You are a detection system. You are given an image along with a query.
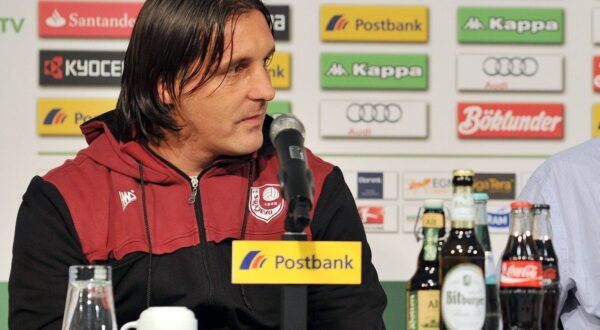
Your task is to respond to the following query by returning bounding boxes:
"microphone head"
[269,114,305,145]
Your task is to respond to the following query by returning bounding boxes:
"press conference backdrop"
[1,0,599,328]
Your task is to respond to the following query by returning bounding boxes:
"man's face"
[172,10,275,158]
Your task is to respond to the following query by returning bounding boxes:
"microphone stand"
[281,197,311,330]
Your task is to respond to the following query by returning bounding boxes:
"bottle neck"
[474,201,487,225]
[421,227,440,262]
[451,185,474,227]
[532,210,552,240]
[509,208,532,236]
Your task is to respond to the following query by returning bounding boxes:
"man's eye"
[264,55,273,67]
[228,63,245,75]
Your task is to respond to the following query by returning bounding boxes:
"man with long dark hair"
[9,0,387,328]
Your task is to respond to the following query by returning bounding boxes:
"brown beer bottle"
[406,199,446,330]
[440,169,486,330]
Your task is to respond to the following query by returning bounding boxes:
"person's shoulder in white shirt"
[518,137,600,329]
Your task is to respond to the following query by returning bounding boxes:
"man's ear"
[158,80,174,105]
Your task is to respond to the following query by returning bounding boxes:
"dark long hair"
[116,0,271,144]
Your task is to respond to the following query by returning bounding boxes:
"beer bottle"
[473,193,500,330]
[406,199,446,330]
[499,202,543,330]
[532,204,560,330]
[441,169,486,330]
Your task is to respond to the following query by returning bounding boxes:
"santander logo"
[39,2,143,38]
[457,103,563,139]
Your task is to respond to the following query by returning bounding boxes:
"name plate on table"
[232,241,362,284]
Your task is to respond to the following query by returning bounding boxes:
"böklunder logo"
[39,1,143,38]
[457,103,563,139]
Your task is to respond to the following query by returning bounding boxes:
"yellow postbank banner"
[38,99,115,136]
[594,104,600,138]
[320,5,428,42]
[232,241,362,284]
[268,52,291,89]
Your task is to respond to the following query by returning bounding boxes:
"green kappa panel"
[267,101,292,115]
[0,280,406,330]
[458,7,564,44]
[321,53,428,90]
[0,282,7,330]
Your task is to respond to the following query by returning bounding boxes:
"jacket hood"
[78,110,275,184]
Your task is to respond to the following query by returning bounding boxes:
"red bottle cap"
[510,201,533,209]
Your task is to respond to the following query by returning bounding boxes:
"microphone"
[269,115,315,233]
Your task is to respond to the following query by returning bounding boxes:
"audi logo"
[346,103,403,123]
[482,57,538,77]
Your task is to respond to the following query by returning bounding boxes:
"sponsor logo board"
[594,57,600,92]
[345,171,398,200]
[320,5,428,42]
[403,172,452,200]
[593,104,600,138]
[40,50,125,86]
[358,204,399,233]
[473,173,516,200]
[458,7,564,44]
[38,99,115,136]
[267,5,290,41]
[457,103,564,139]
[232,241,361,284]
[39,1,142,38]
[456,54,563,92]
[319,100,428,138]
[268,52,291,89]
[593,8,600,44]
[267,101,291,115]
[321,53,428,90]
[0,17,25,33]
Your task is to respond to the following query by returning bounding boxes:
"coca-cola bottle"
[406,199,446,330]
[499,202,543,330]
[441,169,486,330]
[532,204,560,330]
[473,193,500,330]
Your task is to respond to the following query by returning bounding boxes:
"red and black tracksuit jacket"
[9,112,387,329]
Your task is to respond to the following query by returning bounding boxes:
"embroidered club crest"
[249,184,285,223]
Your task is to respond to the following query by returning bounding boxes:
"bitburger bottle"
[406,199,446,330]
[499,202,543,330]
[440,169,486,330]
[532,204,560,330]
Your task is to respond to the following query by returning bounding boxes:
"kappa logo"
[249,184,285,223]
[119,190,137,210]
[45,9,66,27]
[326,63,348,76]
[326,15,349,31]
[240,250,268,270]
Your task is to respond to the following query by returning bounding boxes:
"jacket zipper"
[191,173,214,305]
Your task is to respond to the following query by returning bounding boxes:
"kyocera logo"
[40,51,125,86]
[240,250,267,270]
[43,108,67,125]
[326,15,349,31]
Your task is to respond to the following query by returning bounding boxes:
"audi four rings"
[482,57,539,77]
[346,103,403,123]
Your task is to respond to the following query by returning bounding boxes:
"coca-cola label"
[441,264,486,330]
[457,103,564,139]
[542,266,559,281]
[500,260,543,288]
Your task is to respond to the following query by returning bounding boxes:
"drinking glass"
[62,265,118,330]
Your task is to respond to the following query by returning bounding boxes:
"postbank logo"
[593,104,600,138]
[267,52,291,89]
[458,7,564,44]
[232,241,361,284]
[321,5,428,42]
[403,172,452,200]
[458,103,564,139]
[239,250,268,270]
[321,53,428,90]
[473,173,516,200]
[39,1,143,38]
[38,99,115,136]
